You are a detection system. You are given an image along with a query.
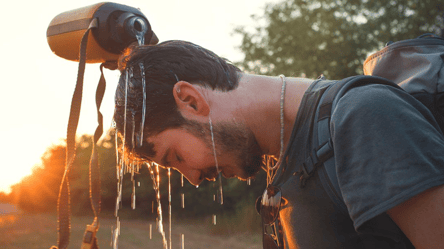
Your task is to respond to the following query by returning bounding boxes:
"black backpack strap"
[303,75,401,214]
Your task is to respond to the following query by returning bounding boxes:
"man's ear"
[173,81,210,117]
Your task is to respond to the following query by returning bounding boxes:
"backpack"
[300,34,444,214]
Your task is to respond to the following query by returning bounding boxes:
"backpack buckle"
[299,140,334,188]
[299,150,320,187]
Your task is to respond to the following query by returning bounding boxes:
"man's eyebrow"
[161,147,171,166]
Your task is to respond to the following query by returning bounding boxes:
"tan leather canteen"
[47,2,158,63]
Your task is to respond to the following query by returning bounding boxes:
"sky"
[0,0,282,193]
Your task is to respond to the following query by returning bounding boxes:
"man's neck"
[230,73,314,158]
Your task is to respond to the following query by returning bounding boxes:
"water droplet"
[181,174,184,187]
[110,226,114,247]
[181,234,185,249]
[117,217,121,235]
[131,192,136,210]
[181,193,185,209]
[217,173,224,205]
[131,180,136,209]
[112,226,119,249]
[212,214,217,225]
[150,223,152,240]
[247,178,251,185]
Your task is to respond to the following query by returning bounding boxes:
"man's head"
[114,40,263,185]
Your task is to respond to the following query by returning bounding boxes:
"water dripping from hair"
[112,68,131,249]
[138,63,146,148]
[131,114,137,210]
[136,32,145,47]
[146,162,168,249]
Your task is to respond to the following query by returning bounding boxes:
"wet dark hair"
[113,40,242,160]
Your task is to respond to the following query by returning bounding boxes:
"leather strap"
[51,18,99,249]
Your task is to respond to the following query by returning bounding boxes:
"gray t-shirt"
[331,84,444,229]
[274,82,444,249]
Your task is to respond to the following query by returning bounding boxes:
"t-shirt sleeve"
[330,84,444,230]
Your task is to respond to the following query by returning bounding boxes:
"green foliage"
[235,0,444,79]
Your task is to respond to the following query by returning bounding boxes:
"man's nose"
[187,172,204,186]
[177,168,203,187]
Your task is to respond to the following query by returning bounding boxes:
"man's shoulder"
[339,83,407,108]
[331,83,423,122]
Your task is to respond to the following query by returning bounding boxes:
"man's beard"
[184,119,263,180]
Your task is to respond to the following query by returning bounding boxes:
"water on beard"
[209,118,224,205]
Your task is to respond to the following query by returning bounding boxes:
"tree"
[235,0,444,79]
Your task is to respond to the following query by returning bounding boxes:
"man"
[113,40,444,248]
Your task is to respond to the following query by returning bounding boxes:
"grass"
[0,210,261,249]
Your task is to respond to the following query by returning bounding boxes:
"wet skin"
[147,128,252,186]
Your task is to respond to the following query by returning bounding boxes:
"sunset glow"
[0,126,63,194]
[0,0,279,194]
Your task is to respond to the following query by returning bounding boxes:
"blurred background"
[0,0,443,248]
